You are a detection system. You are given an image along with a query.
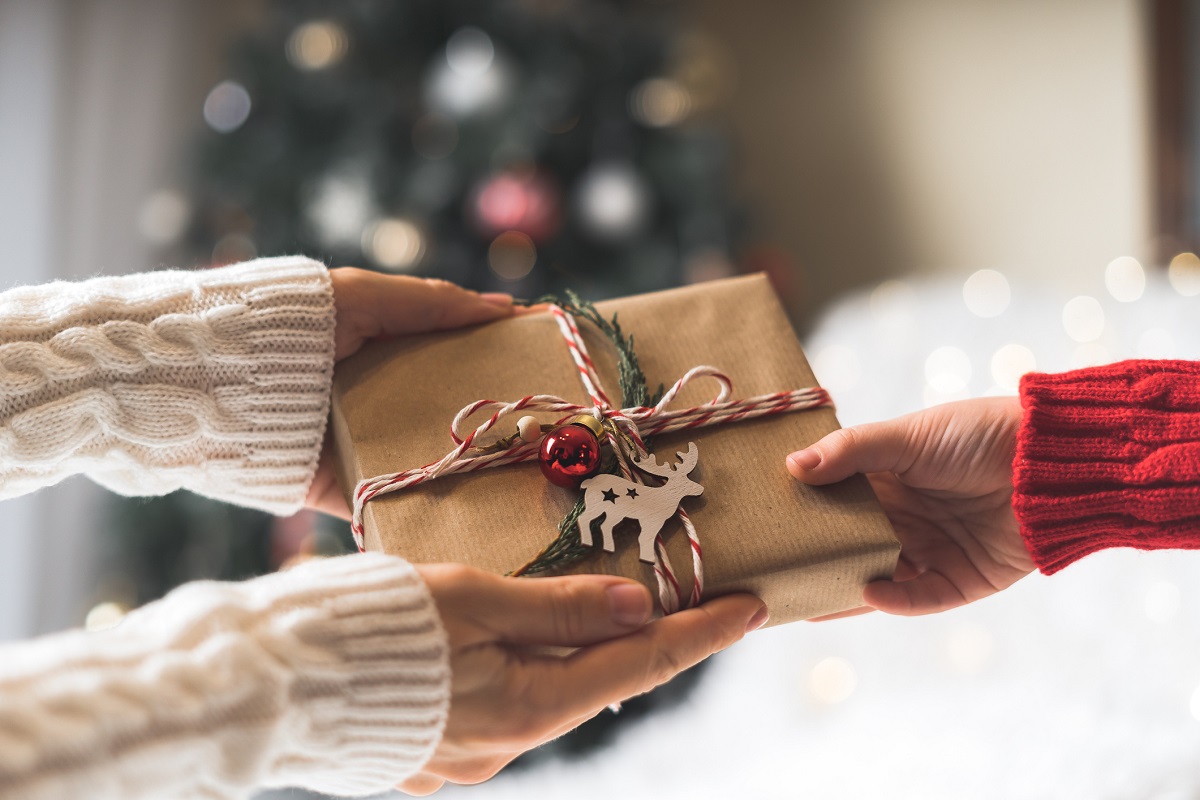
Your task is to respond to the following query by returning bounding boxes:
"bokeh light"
[962,269,1010,318]
[808,657,857,705]
[1061,296,1105,342]
[1189,685,1200,722]
[575,164,650,241]
[286,20,348,71]
[137,190,191,245]
[925,345,972,393]
[1169,252,1200,296]
[446,27,494,76]
[362,218,425,271]
[203,80,252,133]
[1104,256,1145,302]
[426,28,510,116]
[305,169,373,248]
[211,233,257,266]
[85,601,128,632]
[990,343,1036,391]
[472,170,560,240]
[628,78,692,128]
[488,230,537,281]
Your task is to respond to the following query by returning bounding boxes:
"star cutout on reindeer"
[578,442,704,564]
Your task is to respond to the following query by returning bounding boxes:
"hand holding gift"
[397,565,764,795]
[305,268,516,517]
[788,397,1033,617]
[790,360,1200,618]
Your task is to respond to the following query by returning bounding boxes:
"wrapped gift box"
[330,274,898,625]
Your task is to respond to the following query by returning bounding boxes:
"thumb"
[542,593,767,720]
[422,566,655,647]
[786,418,919,485]
[331,269,513,359]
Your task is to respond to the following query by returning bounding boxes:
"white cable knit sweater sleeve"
[0,258,453,796]
[0,552,451,799]
[0,255,336,514]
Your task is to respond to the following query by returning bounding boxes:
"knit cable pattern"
[0,553,451,799]
[0,256,336,514]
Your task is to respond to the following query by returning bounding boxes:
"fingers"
[786,418,919,485]
[539,593,766,719]
[863,573,970,616]
[805,558,920,620]
[330,268,513,359]
[368,274,512,335]
[421,592,762,778]
[413,752,532,792]
[422,565,654,647]
[806,606,876,623]
[863,542,1024,616]
[396,772,445,796]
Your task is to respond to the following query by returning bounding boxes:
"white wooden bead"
[517,415,542,443]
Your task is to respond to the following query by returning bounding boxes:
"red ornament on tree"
[470,169,561,242]
[538,414,604,488]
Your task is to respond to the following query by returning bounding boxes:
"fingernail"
[481,292,513,307]
[787,448,821,471]
[607,583,652,626]
[746,605,769,632]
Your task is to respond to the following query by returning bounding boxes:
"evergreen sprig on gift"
[510,293,664,577]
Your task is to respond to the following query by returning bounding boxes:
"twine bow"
[351,304,832,613]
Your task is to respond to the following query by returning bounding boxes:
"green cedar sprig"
[508,294,661,577]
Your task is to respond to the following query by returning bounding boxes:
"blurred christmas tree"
[192,0,742,297]
[106,0,744,768]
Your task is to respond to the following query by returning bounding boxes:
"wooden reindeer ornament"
[577,442,703,563]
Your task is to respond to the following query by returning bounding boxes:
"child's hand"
[399,566,767,795]
[787,397,1035,616]
[306,269,515,518]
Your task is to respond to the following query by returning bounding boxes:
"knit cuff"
[0,553,449,799]
[257,553,450,795]
[0,255,336,514]
[1013,359,1200,574]
[178,256,336,514]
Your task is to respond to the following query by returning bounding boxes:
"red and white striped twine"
[351,304,832,613]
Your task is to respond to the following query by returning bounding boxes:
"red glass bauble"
[538,424,602,488]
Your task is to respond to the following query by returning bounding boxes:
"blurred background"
[2,0,1200,797]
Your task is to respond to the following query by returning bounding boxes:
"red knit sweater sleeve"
[1013,359,1200,574]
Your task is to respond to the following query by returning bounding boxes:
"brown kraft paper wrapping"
[330,273,899,626]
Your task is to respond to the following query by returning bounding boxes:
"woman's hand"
[787,397,1035,616]
[306,268,515,517]
[399,566,768,795]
